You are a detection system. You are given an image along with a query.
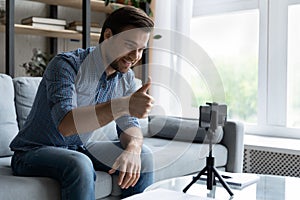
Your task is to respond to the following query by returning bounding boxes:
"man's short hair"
[99,6,154,43]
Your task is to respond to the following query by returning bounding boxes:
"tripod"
[182,109,234,196]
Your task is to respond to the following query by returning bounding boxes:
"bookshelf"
[1,0,125,40]
[3,0,125,77]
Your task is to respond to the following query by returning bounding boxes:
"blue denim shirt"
[10,47,140,151]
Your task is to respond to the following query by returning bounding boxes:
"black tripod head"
[199,102,227,133]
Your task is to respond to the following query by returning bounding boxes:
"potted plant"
[20,48,52,77]
[0,1,5,24]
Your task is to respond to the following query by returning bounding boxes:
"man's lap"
[11,146,95,180]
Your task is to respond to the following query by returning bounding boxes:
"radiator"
[243,148,300,177]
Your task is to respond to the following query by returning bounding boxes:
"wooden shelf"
[0,24,100,41]
[30,0,124,13]
[4,0,129,76]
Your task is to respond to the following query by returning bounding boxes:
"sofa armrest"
[221,121,244,173]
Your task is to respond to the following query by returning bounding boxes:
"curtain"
[149,0,195,117]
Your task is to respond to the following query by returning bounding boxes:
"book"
[21,16,67,26]
[25,22,65,30]
[68,25,102,33]
[123,188,215,200]
[197,171,260,189]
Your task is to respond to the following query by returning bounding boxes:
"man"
[10,6,155,200]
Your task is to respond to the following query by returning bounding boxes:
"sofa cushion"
[143,137,227,182]
[148,116,223,143]
[88,121,119,142]
[0,157,112,200]
[0,74,19,157]
[13,77,42,130]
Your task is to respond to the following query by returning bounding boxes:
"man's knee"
[63,152,96,182]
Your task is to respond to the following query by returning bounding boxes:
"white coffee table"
[145,174,300,199]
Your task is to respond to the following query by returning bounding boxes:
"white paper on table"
[198,172,260,189]
[123,188,216,200]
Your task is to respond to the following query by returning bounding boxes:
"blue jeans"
[11,143,154,200]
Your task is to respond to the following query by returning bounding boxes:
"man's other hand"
[108,147,141,189]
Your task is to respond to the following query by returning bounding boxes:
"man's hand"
[129,77,154,118]
[108,146,141,189]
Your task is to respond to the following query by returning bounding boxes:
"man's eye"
[125,43,135,50]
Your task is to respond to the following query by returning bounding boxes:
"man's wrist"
[126,142,142,154]
[111,96,130,119]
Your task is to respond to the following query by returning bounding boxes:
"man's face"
[104,28,150,74]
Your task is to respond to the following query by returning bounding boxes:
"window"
[189,0,300,138]
[190,9,259,123]
[287,4,300,128]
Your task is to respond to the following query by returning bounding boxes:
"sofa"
[0,73,244,200]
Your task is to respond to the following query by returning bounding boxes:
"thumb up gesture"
[129,77,154,118]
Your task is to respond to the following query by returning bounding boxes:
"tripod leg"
[212,167,234,196]
[206,154,215,190]
[183,166,208,193]
[207,165,216,190]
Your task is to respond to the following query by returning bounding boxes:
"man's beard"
[109,57,138,73]
[110,60,120,72]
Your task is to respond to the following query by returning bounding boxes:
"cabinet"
[2,0,125,77]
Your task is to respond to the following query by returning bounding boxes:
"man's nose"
[129,49,140,60]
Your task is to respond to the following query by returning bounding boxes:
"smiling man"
[10,6,155,200]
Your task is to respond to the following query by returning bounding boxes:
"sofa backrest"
[148,115,224,143]
[13,77,42,130]
[0,74,19,157]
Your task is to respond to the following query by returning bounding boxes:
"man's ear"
[103,28,113,40]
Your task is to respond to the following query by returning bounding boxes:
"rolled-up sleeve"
[116,115,141,137]
[44,54,78,128]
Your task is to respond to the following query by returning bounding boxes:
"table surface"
[145,173,300,200]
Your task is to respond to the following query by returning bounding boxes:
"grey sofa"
[0,73,244,200]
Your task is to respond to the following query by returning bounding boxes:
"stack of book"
[68,21,102,33]
[21,16,67,30]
